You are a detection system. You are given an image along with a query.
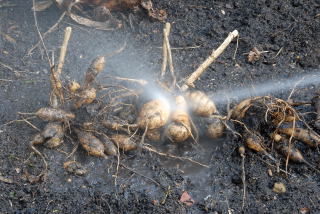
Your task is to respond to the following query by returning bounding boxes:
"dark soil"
[1,0,320,213]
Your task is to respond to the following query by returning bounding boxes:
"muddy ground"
[0,0,320,213]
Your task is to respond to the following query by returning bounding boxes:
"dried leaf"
[180,191,194,206]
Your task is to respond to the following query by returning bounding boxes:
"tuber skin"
[206,117,225,139]
[110,134,137,151]
[36,107,75,122]
[230,98,253,120]
[273,134,320,171]
[245,132,265,153]
[278,128,320,148]
[146,129,161,142]
[74,87,97,109]
[100,135,118,156]
[44,137,63,149]
[74,129,107,158]
[184,90,217,117]
[84,56,106,88]
[244,131,275,161]
[137,99,170,130]
[166,123,190,143]
[166,96,191,143]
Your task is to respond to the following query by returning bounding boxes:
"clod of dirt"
[273,182,286,194]
[30,133,45,145]
[42,122,64,139]
[63,161,87,176]
[247,47,261,63]
[69,80,81,93]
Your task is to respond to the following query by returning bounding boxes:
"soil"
[1,0,320,213]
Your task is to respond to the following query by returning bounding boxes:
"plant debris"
[33,0,167,30]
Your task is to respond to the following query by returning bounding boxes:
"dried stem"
[50,27,72,107]
[161,23,171,77]
[181,30,239,91]
[56,27,72,75]
[163,23,176,89]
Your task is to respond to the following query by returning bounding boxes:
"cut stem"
[181,30,239,91]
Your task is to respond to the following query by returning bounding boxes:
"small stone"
[273,182,286,194]
[300,207,310,214]
[15,168,21,174]
[267,169,273,177]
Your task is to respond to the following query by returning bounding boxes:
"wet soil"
[0,0,320,213]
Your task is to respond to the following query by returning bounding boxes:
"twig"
[30,144,48,180]
[21,117,41,132]
[26,12,66,56]
[142,144,209,168]
[161,23,171,77]
[232,34,239,61]
[287,76,305,101]
[271,47,283,59]
[32,0,52,67]
[181,30,239,91]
